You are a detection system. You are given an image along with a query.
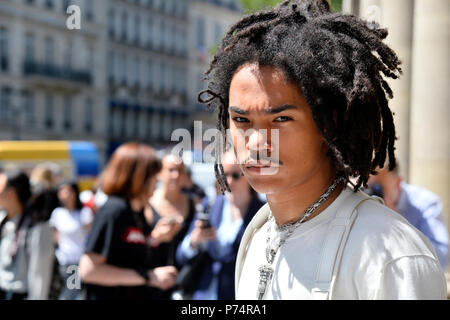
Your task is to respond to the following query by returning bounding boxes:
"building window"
[166,65,173,92]
[176,69,181,95]
[160,21,166,51]
[63,0,71,12]
[45,0,54,10]
[134,15,141,45]
[113,107,121,137]
[139,110,147,139]
[44,37,55,67]
[153,62,160,91]
[64,42,73,70]
[147,60,153,89]
[44,93,54,129]
[164,23,171,52]
[63,96,72,130]
[196,17,205,50]
[154,20,162,49]
[108,9,115,38]
[0,87,11,122]
[108,106,114,136]
[86,47,94,71]
[120,54,127,86]
[134,56,140,87]
[146,110,152,139]
[84,98,93,133]
[121,12,128,42]
[160,62,165,91]
[24,33,35,65]
[134,109,140,137]
[0,28,9,72]
[126,110,134,137]
[147,18,153,48]
[85,0,94,21]
[108,52,115,84]
[22,90,35,127]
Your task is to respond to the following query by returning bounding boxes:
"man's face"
[228,64,329,195]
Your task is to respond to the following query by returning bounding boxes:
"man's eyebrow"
[229,106,248,115]
[229,104,297,115]
[265,104,297,114]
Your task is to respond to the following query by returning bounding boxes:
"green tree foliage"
[239,0,282,13]
[329,0,342,12]
[239,0,343,13]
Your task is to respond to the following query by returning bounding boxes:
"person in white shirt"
[50,181,93,300]
[197,0,447,299]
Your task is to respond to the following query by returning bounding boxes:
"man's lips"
[244,161,280,168]
[245,165,276,169]
[243,163,281,175]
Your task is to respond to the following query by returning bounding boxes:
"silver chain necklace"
[257,176,345,300]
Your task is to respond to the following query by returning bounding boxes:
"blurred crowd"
[0,142,448,300]
[0,142,265,300]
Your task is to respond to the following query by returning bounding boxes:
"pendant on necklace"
[257,264,274,300]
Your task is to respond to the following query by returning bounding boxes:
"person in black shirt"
[79,143,178,300]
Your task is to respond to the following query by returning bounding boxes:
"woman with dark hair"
[79,143,178,300]
[0,170,55,300]
[49,180,94,300]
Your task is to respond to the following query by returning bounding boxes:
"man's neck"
[266,167,343,227]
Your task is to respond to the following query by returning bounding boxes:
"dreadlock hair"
[198,0,401,193]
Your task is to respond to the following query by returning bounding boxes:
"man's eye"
[232,117,250,123]
[274,116,292,122]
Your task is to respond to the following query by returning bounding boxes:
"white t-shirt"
[236,187,447,300]
[49,206,94,266]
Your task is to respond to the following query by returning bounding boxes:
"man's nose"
[247,129,271,153]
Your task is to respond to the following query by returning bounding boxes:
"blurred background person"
[29,163,63,299]
[143,186,183,299]
[175,151,265,300]
[0,169,54,300]
[49,180,94,300]
[149,154,196,298]
[29,163,60,222]
[79,143,178,300]
[181,166,208,206]
[150,155,196,267]
[367,164,449,270]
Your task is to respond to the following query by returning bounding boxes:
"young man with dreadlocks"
[198,0,446,300]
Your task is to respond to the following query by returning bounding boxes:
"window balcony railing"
[23,61,92,85]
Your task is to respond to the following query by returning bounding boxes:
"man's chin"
[244,174,282,195]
